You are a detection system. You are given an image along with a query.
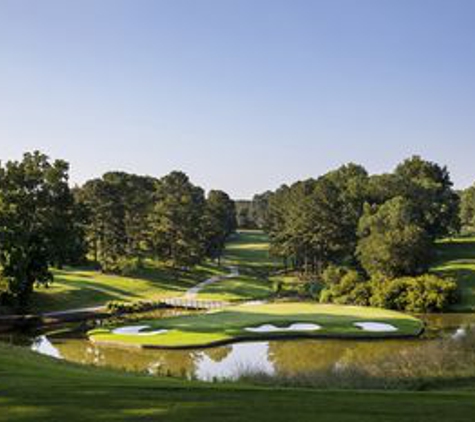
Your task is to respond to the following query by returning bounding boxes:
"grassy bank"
[432,238,475,312]
[27,231,274,314]
[30,263,226,314]
[89,302,423,348]
[1,342,475,422]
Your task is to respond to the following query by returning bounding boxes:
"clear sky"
[1,0,474,198]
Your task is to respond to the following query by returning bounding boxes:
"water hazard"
[2,312,475,382]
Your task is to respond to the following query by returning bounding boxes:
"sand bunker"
[354,322,398,332]
[245,323,321,333]
[112,325,168,336]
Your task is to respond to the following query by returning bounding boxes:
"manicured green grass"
[222,230,278,272]
[31,263,226,314]
[89,302,423,348]
[197,273,273,301]
[29,231,274,313]
[432,237,475,312]
[1,342,475,422]
[196,230,274,301]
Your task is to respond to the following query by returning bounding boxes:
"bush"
[370,274,458,313]
[319,266,371,306]
[319,265,457,313]
[101,257,143,276]
[106,300,166,314]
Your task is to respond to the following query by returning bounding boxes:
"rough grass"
[432,237,475,312]
[89,302,423,348]
[1,342,475,422]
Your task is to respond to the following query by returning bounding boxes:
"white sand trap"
[354,322,398,332]
[112,325,168,336]
[245,323,321,333]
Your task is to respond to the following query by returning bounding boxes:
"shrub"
[370,274,458,313]
[319,266,371,306]
[319,265,457,313]
[106,300,166,314]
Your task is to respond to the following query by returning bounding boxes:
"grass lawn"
[30,263,226,314]
[28,231,275,313]
[89,302,423,348]
[196,230,274,301]
[1,342,475,422]
[432,237,475,312]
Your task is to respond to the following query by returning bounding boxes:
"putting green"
[89,302,424,349]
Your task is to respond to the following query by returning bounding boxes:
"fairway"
[27,232,274,314]
[29,264,227,314]
[432,238,475,312]
[89,302,423,348]
[196,231,274,301]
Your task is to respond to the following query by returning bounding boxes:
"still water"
[2,312,475,381]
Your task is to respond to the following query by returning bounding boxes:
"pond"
[2,311,475,382]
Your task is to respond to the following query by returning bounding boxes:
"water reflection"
[2,311,475,382]
[195,342,274,380]
[31,335,62,359]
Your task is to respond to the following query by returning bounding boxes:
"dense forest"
[0,152,236,308]
[240,156,475,312]
[2,152,475,313]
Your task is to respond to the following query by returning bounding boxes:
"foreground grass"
[89,303,423,348]
[432,237,475,312]
[1,343,475,422]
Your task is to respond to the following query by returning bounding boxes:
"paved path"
[184,266,239,299]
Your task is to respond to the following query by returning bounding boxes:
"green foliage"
[235,192,272,229]
[76,172,156,272]
[0,151,82,307]
[319,265,457,313]
[394,156,460,238]
[357,197,432,278]
[460,185,475,234]
[320,266,371,306]
[267,164,370,273]
[266,156,460,284]
[106,299,166,314]
[149,171,207,267]
[370,274,458,313]
[204,190,237,261]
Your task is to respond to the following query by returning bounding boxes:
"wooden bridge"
[161,297,230,310]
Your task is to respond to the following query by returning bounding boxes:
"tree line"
[251,156,462,312]
[0,152,236,308]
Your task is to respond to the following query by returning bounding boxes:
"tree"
[460,185,475,234]
[394,156,460,238]
[250,191,272,229]
[204,190,237,263]
[357,197,432,279]
[235,200,256,229]
[76,178,127,271]
[0,152,80,307]
[318,163,369,262]
[76,172,156,271]
[149,171,206,268]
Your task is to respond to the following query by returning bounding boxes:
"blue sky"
[1,0,474,198]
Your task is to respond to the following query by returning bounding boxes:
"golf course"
[3,231,475,421]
